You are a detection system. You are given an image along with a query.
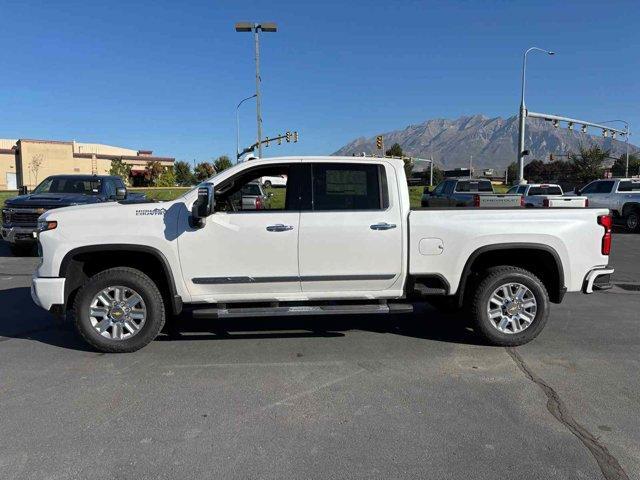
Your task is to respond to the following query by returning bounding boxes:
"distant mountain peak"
[333,114,638,169]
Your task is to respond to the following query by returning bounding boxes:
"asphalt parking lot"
[0,234,638,480]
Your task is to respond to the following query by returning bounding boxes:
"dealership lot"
[0,234,638,480]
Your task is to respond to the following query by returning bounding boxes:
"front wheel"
[263,180,272,188]
[470,266,549,346]
[72,267,165,353]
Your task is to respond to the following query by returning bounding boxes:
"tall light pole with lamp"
[517,47,555,184]
[600,120,630,177]
[236,94,257,162]
[235,22,278,159]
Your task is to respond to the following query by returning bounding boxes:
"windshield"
[242,184,262,196]
[32,177,102,195]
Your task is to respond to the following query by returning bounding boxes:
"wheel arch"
[456,243,565,306]
[59,244,183,315]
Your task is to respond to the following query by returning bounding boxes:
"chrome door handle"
[370,222,397,230]
[266,224,294,232]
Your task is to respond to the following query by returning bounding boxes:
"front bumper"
[31,276,65,311]
[582,267,615,294]
[1,226,37,244]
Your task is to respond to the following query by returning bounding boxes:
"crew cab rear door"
[298,161,403,293]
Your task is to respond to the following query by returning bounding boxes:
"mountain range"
[332,114,638,170]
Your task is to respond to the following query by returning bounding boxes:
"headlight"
[1,209,10,224]
[37,219,58,232]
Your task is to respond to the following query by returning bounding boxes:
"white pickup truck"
[575,178,640,232]
[507,184,588,208]
[31,156,614,353]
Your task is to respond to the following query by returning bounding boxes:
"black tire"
[263,180,272,188]
[624,209,640,232]
[72,267,165,353]
[10,244,34,256]
[470,266,549,347]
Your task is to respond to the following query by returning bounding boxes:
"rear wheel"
[72,267,165,353]
[470,266,549,346]
[625,209,639,232]
[263,180,272,188]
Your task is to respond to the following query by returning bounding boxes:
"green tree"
[194,162,215,182]
[570,145,607,185]
[156,168,176,187]
[144,161,164,186]
[174,160,194,186]
[431,165,444,185]
[214,155,233,173]
[385,143,403,157]
[611,154,640,177]
[506,162,518,185]
[109,158,132,185]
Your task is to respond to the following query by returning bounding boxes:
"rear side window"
[618,181,640,192]
[455,181,470,192]
[478,181,493,192]
[312,163,385,210]
[528,186,563,196]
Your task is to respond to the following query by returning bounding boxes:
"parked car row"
[1,175,148,255]
[507,184,588,208]
[574,178,640,232]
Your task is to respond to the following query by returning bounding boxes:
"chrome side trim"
[192,274,397,285]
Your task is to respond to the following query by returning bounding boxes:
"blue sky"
[2,0,639,162]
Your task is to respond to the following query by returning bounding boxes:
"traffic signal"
[293,131,298,143]
[277,134,282,145]
[549,154,554,161]
[285,131,291,143]
[376,135,383,150]
[265,136,270,147]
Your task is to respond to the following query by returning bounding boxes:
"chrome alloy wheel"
[89,286,147,340]
[486,282,537,334]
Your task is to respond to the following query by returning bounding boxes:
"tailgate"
[476,194,522,207]
[544,196,588,208]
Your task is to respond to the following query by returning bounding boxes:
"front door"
[178,162,303,301]
[298,161,403,293]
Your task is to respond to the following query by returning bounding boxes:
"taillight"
[542,198,549,207]
[473,194,480,207]
[255,197,263,210]
[520,196,525,207]
[585,198,589,207]
[598,214,612,255]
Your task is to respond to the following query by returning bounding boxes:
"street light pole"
[235,22,278,159]
[517,47,555,185]
[600,120,630,177]
[236,94,257,162]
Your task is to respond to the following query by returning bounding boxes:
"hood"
[4,193,101,208]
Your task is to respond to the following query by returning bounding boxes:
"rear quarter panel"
[409,208,610,293]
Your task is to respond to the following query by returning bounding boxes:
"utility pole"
[469,155,473,178]
[429,156,434,187]
[235,22,278,159]
[518,47,555,184]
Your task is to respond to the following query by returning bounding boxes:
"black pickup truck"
[1,174,146,255]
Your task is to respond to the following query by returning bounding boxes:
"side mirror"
[423,187,431,195]
[115,187,127,200]
[574,187,581,195]
[19,186,28,195]
[191,183,215,228]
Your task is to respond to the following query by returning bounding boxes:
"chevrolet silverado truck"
[2,174,146,255]
[421,178,523,207]
[574,178,640,232]
[507,184,588,208]
[31,156,614,353]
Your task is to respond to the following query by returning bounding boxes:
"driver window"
[215,164,296,212]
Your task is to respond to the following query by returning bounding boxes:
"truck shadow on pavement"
[0,286,484,351]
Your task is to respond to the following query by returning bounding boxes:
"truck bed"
[408,207,609,294]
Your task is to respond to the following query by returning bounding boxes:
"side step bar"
[192,303,414,319]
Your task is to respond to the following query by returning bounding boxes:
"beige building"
[0,139,175,190]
